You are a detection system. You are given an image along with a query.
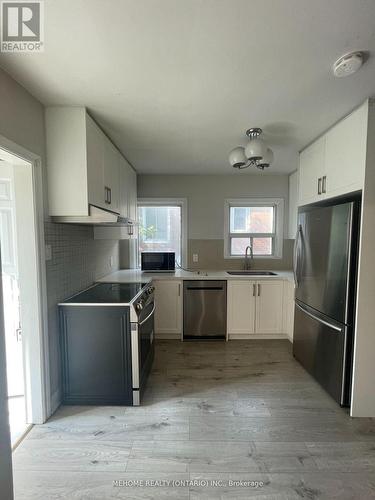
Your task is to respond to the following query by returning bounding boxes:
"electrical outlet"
[193,253,199,263]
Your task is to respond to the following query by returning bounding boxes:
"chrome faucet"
[244,245,253,270]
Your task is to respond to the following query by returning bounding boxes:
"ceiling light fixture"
[332,51,364,78]
[228,128,274,170]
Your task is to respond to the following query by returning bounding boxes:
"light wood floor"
[12,340,375,499]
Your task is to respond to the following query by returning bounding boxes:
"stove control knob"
[136,302,143,311]
[147,287,154,295]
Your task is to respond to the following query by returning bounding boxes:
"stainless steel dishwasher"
[183,281,227,340]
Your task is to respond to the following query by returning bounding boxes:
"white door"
[154,280,182,336]
[255,280,284,334]
[325,102,367,198]
[227,281,256,335]
[0,168,23,397]
[299,136,326,205]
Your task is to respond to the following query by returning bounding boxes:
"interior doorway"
[0,160,26,446]
[0,146,48,447]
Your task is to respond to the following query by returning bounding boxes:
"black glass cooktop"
[63,282,148,305]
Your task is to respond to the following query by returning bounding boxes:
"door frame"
[0,133,50,424]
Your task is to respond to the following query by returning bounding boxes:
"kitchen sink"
[226,271,278,276]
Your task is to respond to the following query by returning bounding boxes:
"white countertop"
[97,269,294,283]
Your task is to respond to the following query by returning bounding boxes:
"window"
[224,199,284,258]
[138,199,187,266]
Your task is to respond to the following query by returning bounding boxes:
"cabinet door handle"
[108,188,112,204]
[105,186,110,204]
[317,177,322,195]
[257,284,261,296]
[322,175,327,194]
[253,283,256,296]
[178,283,181,296]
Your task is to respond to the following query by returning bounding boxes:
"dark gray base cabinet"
[59,306,133,405]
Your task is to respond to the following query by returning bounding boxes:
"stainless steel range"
[130,283,155,405]
[59,282,155,406]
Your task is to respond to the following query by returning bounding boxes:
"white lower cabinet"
[154,278,292,340]
[227,281,256,335]
[282,280,295,341]
[227,280,285,337]
[255,280,284,334]
[154,280,183,338]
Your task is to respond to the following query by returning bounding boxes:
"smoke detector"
[332,51,364,78]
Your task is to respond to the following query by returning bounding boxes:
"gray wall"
[0,67,48,214]
[137,174,293,270]
[0,68,120,413]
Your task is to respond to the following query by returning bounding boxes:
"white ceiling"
[1,0,375,175]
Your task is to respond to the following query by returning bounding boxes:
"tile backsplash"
[44,221,119,408]
[187,239,294,270]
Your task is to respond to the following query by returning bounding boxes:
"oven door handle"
[138,303,156,326]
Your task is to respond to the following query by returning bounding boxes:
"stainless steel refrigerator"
[293,198,360,406]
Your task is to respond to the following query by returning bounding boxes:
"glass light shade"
[257,148,274,168]
[228,146,247,168]
[244,137,267,161]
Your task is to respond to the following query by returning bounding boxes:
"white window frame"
[224,198,284,259]
[137,198,188,267]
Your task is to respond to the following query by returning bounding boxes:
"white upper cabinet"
[119,155,137,221]
[298,101,368,206]
[128,168,137,222]
[46,107,137,220]
[46,107,89,216]
[103,139,120,214]
[299,136,326,206]
[324,102,368,198]
[86,114,105,210]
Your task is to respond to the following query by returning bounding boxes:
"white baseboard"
[155,332,181,340]
[157,332,290,340]
[228,333,289,340]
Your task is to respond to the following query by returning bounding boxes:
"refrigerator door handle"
[295,302,343,333]
[293,224,302,287]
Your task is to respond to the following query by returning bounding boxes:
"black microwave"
[141,252,175,272]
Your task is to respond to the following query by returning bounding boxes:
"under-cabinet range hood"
[51,205,135,226]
